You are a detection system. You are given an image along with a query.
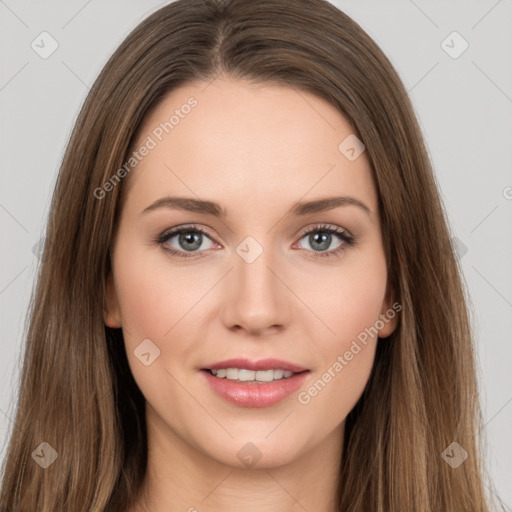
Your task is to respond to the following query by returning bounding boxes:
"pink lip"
[203,358,307,372]
[200,370,310,408]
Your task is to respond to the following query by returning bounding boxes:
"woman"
[0,0,502,510]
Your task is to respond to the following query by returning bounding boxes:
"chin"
[201,432,309,470]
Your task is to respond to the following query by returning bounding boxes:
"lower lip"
[201,370,310,408]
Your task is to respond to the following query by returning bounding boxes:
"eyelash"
[154,223,356,260]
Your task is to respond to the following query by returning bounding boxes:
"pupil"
[311,232,330,251]
[180,232,201,251]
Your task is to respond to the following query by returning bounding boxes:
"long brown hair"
[0,0,503,510]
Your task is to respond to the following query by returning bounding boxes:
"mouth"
[201,357,308,382]
[203,367,306,383]
[200,358,310,407]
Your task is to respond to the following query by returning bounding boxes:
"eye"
[156,224,216,258]
[294,224,356,259]
[154,223,356,259]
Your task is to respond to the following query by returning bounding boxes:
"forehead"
[123,77,377,216]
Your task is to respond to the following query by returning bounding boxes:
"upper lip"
[202,358,308,372]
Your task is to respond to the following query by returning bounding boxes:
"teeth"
[238,369,256,381]
[273,369,284,379]
[226,368,238,380]
[209,368,296,382]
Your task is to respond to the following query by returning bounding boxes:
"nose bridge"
[221,233,290,333]
[235,233,281,304]
[236,234,276,290]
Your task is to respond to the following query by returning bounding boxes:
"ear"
[104,271,122,328]
[378,283,400,339]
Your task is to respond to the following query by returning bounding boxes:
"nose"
[220,241,292,336]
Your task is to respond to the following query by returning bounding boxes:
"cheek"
[298,338,376,440]
[111,236,222,393]
[112,237,195,341]
[295,249,386,419]
[305,247,388,347]
[114,264,170,340]
[111,241,196,400]
[296,293,381,438]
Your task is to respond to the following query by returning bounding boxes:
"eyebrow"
[141,195,372,218]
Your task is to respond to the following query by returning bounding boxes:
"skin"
[104,76,398,512]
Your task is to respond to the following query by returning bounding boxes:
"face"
[104,76,397,469]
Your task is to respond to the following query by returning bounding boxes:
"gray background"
[1,0,511,507]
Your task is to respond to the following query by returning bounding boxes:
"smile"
[208,368,296,382]
[200,361,310,408]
